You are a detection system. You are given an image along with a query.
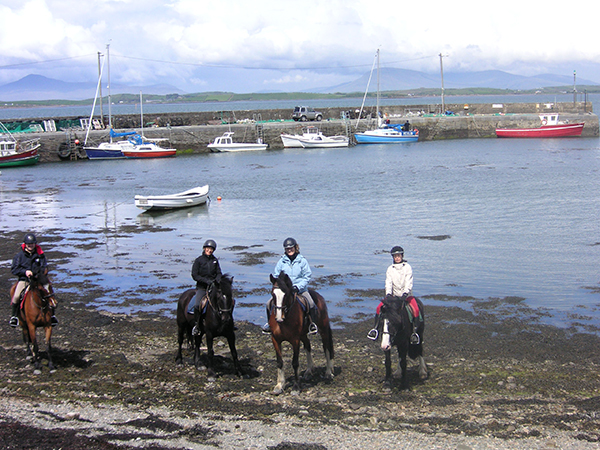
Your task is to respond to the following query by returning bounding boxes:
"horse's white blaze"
[273,288,284,322]
[381,319,391,351]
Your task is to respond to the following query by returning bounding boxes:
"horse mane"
[274,272,294,293]
[382,295,405,324]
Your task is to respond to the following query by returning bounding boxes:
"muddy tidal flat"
[1,232,600,450]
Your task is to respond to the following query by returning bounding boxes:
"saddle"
[405,296,421,323]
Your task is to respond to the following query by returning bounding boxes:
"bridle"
[207,282,233,316]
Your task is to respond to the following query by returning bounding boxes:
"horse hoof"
[272,387,283,395]
[207,376,216,382]
[33,369,42,375]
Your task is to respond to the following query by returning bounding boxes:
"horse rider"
[10,233,58,328]
[191,239,223,336]
[262,237,318,335]
[367,246,419,343]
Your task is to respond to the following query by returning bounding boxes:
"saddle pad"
[406,296,420,320]
[187,295,208,315]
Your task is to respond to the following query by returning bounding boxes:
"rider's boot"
[50,308,58,327]
[9,303,19,328]
[192,306,201,336]
[262,305,271,334]
[307,307,318,335]
[410,317,421,345]
[367,313,380,340]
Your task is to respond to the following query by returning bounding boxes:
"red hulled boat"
[496,114,584,138]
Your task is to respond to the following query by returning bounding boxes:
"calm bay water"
[1,136,599,330]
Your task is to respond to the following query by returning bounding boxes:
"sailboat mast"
[107,43,112,130]
[376,48,380,122]
[140,91,144,137]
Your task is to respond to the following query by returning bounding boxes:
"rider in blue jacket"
[263,237,318,335]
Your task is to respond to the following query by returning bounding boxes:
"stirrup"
[367,329,378,340]
[410,333,420,345]
[9,316,19,328]
[308,322,318,335]
[261,322,271,334]
[191,325,200,336]
[51,316,58,327]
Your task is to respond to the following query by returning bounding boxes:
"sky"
[1,0,599,93]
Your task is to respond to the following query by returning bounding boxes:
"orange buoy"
[217,196,222,201]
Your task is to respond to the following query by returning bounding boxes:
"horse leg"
[319,326,335,380]
[21,326,33,358]
[416,354,428,380]
[383,349,393,388]
[175,324,185,364]
[291,340,301,392]
[226,331,243,377]
[45,326,54,371]
[398,345,409,390]
[194,333,204,370]
[271,337,286,395]
[206,332,217,379]
[302,336,314,380]
[28,323,40,370]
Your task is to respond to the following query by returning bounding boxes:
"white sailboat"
[354,49,419,144]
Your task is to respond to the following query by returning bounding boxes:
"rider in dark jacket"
[191,239,222,336]
[10,233,58,327]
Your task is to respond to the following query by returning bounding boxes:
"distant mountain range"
[0,70,597,102]
[325,68,598,93]
[0,74,185,102]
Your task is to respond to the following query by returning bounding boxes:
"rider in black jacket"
[191,239,222,336]
[10,233,58,327]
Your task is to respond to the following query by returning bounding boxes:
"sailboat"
[354,49,419,144]
[83,46,176,159]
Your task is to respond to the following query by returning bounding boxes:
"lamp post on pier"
[439,53,447,115]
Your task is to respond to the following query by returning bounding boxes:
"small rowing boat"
[135,185,209,210]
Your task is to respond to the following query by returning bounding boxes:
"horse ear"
[270,274,277,284]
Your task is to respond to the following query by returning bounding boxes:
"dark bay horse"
[175,275,242,377]
[268,273,334,394]
[379,294,427,389]
[9,274,56,371]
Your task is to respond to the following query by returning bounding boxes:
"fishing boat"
[0,123,41,168]
[354,49,419,144]
[135,185,209,210]
[281,126,348,148]
[207,132,268,152]
[495,114,585,138]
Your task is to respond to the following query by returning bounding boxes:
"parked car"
[292,106,323,122]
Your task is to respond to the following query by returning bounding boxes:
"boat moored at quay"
[1,101,596,163]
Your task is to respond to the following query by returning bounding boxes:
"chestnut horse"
[175,275,242,377]
[9,273,56,371]
[268,273,334,394]
[379,294,427,389]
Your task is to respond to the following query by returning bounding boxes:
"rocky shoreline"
[1,232,600,449]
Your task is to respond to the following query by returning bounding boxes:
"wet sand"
[1,230,600,449]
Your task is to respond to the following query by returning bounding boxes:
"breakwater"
[7,102,598,162]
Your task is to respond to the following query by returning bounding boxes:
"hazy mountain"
[324,68,597,93]
[0,74,186,102]
[1,70,597,102]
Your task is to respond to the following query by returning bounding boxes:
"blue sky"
[1,0,598,93]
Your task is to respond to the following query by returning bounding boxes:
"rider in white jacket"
[367,246,414,340]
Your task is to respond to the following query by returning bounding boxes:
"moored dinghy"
[135,185,209,210]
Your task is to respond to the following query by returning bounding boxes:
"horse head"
[209,274,234,323]
[270,272,295,323]
[380,295,405,351]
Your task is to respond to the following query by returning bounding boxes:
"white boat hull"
[208,143,268,152]
[134,185,209,210]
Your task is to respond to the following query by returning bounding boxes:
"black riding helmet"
[283,237,297,249]
[203,239,217,250]
[390,246,404,255]
[23,233,37,244]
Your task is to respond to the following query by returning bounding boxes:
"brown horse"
[268,273,334,394]
[9,274,56,371]
[175,275,242,378]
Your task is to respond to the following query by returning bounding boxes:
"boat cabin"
[212,132,235,145]
[539,114,561,126]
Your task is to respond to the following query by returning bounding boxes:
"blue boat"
[354,124,419,144]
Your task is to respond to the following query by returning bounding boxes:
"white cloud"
[0,0,599,92]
